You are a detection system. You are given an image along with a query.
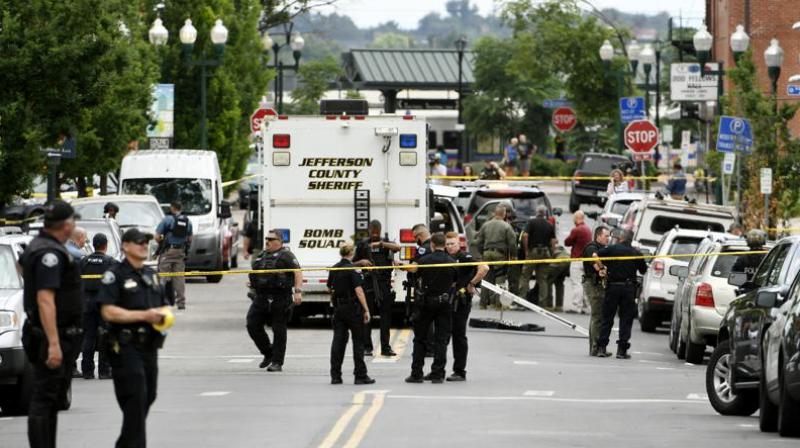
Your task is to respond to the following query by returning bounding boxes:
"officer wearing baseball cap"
[20,200,83,447]
[97,228,172,448]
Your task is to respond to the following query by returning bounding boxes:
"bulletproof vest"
[80,253,114,294]
[171,214,189,239]
[362,238,392,278]
[250,249,293,293]
[21,234,83,326]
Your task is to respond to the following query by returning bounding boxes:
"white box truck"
[260,112,429,318]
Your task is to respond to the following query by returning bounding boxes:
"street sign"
[723,152,736,175]
[619,96,646,123]
[250,107,277,134]
[788,85,800,96]
[760,168,773,195]
[662,125,673,144]
[670,62,720,101]
[632,151,654,162]
[624,120,659,153]
[551,107,577,132]
[149,138,171,150]
[716,116,753,153]
[543,99,572,109]
[40,135,77,159]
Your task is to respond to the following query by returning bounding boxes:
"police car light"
[399,228,415,243]
[272,152,290,166]
[273,134,291,148]
[374,127,398,137]
[399,134,417,148]
[399,151,417,166]
[275,228,290,243]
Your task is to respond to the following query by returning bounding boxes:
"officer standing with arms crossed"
[582,226,610,356]
[594,229,647,359]
[405,233,458,383]
[444,231,488,381]
[327,243,375,385]
[247,230,303,372]
[20,201,82,448]
[97,228,172,448]
[155,201,192,310]
[354,220,399,357]
[474,205,516,309]
[79,233,117,379]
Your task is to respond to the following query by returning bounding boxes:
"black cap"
[44,200,74,222]
[121,228,153,244]
[92,233,108,249]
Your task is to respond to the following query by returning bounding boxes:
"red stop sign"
[250,108,277,133]
[552,107,577,132]
[624,120,659,153]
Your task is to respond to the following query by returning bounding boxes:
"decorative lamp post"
[764,38,784,96]
[263,24,304,114]
[730,24,750,62]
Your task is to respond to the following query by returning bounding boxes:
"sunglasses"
[266,237,280,242]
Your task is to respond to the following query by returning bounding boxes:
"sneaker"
[331,377,343,385]
[355,376,376,385]
[446,373,466,382]
[405,375,424,383]
[266,362,283,372]
[259,356,272,369]
[381,348,397,357]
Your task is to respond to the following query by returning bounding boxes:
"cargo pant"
[519,247,551,306]
[158,248,186,307]
[583,278,605,354]
[479,250,507,308]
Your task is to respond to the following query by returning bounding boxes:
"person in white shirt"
[606,169,630,197]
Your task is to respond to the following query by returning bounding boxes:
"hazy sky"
[318,0,705,29]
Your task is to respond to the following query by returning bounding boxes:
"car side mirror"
[552,208,563,217]
[756,291,779,309]
[728,272,748,287]
[607,218,619,228]
[670,265,689,278]
[218,200,232,219]
[585,211,598,220]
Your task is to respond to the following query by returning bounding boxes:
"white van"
[119,150,233,282]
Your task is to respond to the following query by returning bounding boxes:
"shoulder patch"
[42,253,59,268]
[101,271,116,285]
[418,247,427,255]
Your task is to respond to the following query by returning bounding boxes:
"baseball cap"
[92,233,108,248]
[44,200,74,222]
[121,228,153,244]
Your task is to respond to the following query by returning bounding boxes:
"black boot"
[616,347,631,359]
[596,346,611,358]
[28,416,53,448]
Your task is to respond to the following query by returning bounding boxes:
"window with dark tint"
[580,156,628,174]
[610,200,634,216]
[469,191,546,215]
[753,245,781,287]
[712,252,748,278]
[443,131,461,150]
[767,244,791,285]
[668,237,703,256]
[122,178,213,216]
[428,131,437,149]
[650,216,725,235]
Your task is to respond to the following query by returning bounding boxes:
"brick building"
[706,0,800,133]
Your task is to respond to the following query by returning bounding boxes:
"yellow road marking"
[318,392,366,448]
[372,328,410,364]
[343,392,387,448]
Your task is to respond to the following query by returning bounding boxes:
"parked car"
[569,152,634,212]
[705,237,800,418]
[588,191,652,228]
[639,228,723,332]
[429,185,467,251]
[0,242,30,415]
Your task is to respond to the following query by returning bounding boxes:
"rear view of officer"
[79,233,118,379]
[327,243,375,385]
[247,230,303,372]
[406,233,458,383]
[155,201,192,310]
[20,200,83,448]
[732,229,768,277]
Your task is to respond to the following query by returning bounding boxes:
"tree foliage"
[286,57,341,114]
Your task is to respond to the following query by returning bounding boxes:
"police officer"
[594,229,647,359]
[20,200,83,448]
[242,208,263,261]
[354,220,400,357]
[247,230,303,372]
[520,206,556,306]
[155,201,192,310]
[732,229,768,277]
[444,232,488,381]
[97,228,171,448]
[79,233,118,379]
[582,226,610,356]
[405,233,458,383]
[474,205,517,309]
[327,243,376,385]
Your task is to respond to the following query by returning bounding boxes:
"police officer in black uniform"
[97,228,171,448]
[732,229,768,277]
[444,232,488,381]
[327,243,376,385]
[410,224,436,357]
[354,220,400,357]
[405,233,458,383]
[594,229,648,359]
[20,200,83,448]
[79,233,118,379]
[247,230,303,372]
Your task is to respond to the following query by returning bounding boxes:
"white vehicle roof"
[71,194,159,204]
[430,185,459,199]
[120,150,220,179]
[666,228,732,240]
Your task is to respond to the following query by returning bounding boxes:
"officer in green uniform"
[582,226,610,356]
[474,205,517,309]
[540,244,570,310]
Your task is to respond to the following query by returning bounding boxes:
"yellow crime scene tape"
[428,175,718,182]
[221,174,261,188]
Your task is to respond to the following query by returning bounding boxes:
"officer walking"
[354,220,399,357]
[327,243,375,385]
[79,233,118,379]
[97,228,172,448]
[519,206,556,305]
[155,201,192,310]
[20,200,83,448]
[247,230,303,372]
[594,229,647,359]
[405,233,458,383]
[582,226,610,356]
[474,205,516,309]
[444,231,488,381]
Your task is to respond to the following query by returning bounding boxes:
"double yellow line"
[318,391,388,448]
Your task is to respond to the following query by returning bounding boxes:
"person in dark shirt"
[594,229,647,359]
[79,233,118,379]
[582,226,610,356]
[731,229,768,278]
[519,206,556,306]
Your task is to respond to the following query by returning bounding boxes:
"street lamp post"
[455,36,468,161]
[599,39,638,152]
[262,24,304,114]
[763,38,784,229]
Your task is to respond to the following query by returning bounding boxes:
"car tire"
[569,194,580,213]
[639,310,657,333]
[760,372,779,432]
[668,316,678,353]
[685,339,706,364]
[778,368,800,437]
[677,334,687,360]
[706,343,758,416]
[230,252,238,269]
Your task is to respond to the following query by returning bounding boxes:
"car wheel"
[706,343,758,416]
[669,316,678,353]
[685,340,706,364]
[760,372,779,432]
[639,310,657,333]
[230,252,238,269]
[569,194,580,213]
[677,334,687,360]
[778,368,800,437]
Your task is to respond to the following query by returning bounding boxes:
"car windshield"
[78,222,120,258]
[580,156,627,173]
[668,237,703,256]
[471,191,546,216]
[73,201,162,229]
[610,199,635,216]
[121,178,213,216]
[0,245,22,289]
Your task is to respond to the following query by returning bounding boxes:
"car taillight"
[273,134,290,148]
[464,214,473,224]
[399,229,415,243]
[652,260,664,278]
[400,246,417,260]
[695,283,714,307]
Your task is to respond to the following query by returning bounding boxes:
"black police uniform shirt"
[731,251,767,277]
[582,241,606,277]
[454,251,477,290]
[414,239,432,263]
[21,231,83,327]
[525,217,555,249]
[80,252,118,303]
[415,250,458,296]
[96,259,167,331]
[354,237,395,280]
[327,259,365,301]
[596,242,648,283]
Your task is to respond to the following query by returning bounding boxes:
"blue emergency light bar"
[399,134,417,148]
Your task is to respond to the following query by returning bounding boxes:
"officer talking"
[444,231,488,381]
[594,229,647,359]
[79,232,118,379]
[327,243,375,385]
[97,228,172,448]
[405,233,458,383]
[354,220,399,357]
[20,200,83,448]
[247,230,303,372]
[155,201,192,310]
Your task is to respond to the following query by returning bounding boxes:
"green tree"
[286,57,342,114]
[369,32,415,49]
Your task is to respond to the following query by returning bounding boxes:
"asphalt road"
[1,188,784,448]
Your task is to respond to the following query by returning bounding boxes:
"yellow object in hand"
[152,307,175,332]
